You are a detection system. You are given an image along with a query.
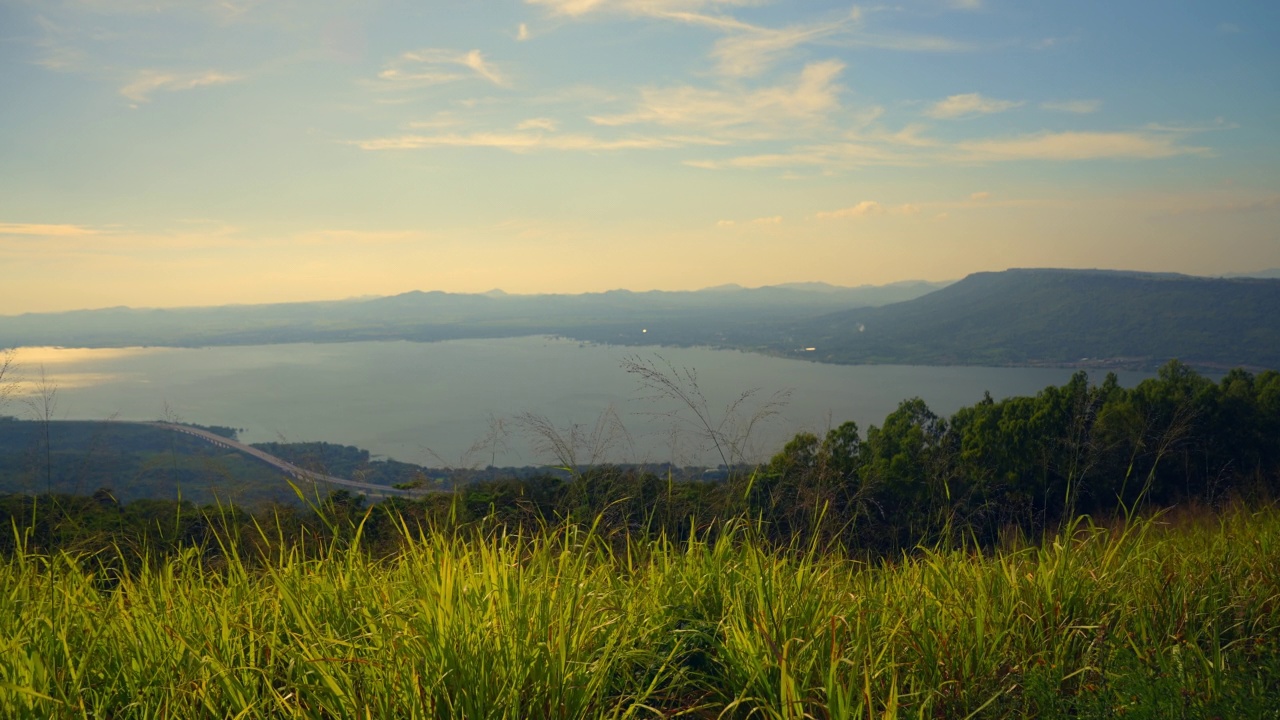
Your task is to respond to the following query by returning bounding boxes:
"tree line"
[2,361,1277,563]
[425,361,1278,552]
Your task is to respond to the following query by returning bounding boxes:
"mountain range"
[0,281,947,348]
[3,270,1277,370]
[760,269,1280,370]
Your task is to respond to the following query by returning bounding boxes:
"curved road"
[147,422,427,500]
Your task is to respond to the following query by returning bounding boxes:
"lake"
[4,338,1156,468]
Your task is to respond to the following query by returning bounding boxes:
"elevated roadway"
[147,422,427,500]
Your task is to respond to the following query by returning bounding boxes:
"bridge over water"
[148,422,427,500]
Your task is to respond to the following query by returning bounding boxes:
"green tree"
[859,399,951,549]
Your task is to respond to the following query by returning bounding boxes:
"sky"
[1,0,1278,313]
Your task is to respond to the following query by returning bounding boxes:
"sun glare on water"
[2,346,170,396]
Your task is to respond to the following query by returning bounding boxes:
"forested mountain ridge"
[768,269,1280,370]
[0,281,946,349]
[3,270,1276,371]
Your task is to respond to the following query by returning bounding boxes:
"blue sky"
[1,0,1277,312]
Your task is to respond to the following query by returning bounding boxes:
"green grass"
[2,508,1279,719]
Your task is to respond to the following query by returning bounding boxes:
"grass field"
[2,507,1278,719]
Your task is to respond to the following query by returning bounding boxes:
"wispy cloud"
[0,222,439,259]
[51,0,235,17]
[686,124,941,169]
[925,93,1022,119]
[516,117,559,131]
[716,215,783,227]
[353,131,724,152]
[530,2,965,77]
[823,201,881,218]
[686,142,914,170]
[1041,99,1102,114]
[816,201,918,219]
[119,70,240,102]
[1145,118,1237,133]
[811,193,1046,223]
[526,0,605,16]
[590,60,844,130]
[378,49,508,88]
[689,124,1215,170]
[525,0,754,18]
[0,223,100,237]
[532,4,846,78]
[696,8,863,78]
[957,131,1209,161]
[31,16,89,72]
[0,222,252,256]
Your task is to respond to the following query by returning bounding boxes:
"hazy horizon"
[5,273,955,316]
[4,266,1279,318]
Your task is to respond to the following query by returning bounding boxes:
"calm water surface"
[9,338,1155,467]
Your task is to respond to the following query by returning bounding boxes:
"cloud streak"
[957,131,1209,161]
[529,2,966,78]
[525,0,755,18]
[119,70,240,102]
[590,60,844,130]
[689,125,1213,170]
[925,93,1022,119]
[353,131,725,152]
[0,223,100,237]
[816,201,918,219]
[516,118,560,131]
[378,49,508,88]
[698,9,862,78]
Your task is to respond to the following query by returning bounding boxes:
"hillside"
[768,269,1280,369]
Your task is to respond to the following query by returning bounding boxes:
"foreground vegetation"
[1,505,1278,718]
[3,352,1279,717]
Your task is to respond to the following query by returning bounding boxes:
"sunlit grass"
[2,508,1278,718]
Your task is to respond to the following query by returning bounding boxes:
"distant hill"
[1224,268,1280,280]
[768,269,1280,370]
[0,281,949,349]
